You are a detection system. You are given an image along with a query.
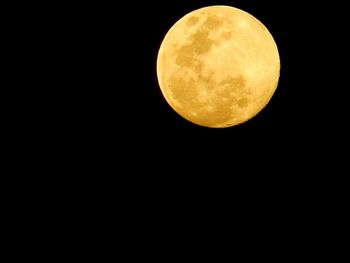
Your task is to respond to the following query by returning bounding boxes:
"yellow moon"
[157,6,280,128]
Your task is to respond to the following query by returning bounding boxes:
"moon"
[156,6,280,128]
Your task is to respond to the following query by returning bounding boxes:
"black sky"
[57,0,346,176]
[90,2,325,141]
[7,1,346,237]
[8,0,347,233]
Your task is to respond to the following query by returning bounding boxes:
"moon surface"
[156,6,280,128]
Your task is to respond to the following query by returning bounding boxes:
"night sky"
[10,1,346,242]
[98,1,315,150]
[61,0,345,177]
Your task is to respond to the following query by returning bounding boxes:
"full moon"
[157,6,280,128]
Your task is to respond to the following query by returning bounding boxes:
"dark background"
[28,0,343,176]
[68,0,344,168]
[16,0,346,183]
[6,1,347,247]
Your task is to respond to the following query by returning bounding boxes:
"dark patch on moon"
[219,75,246,91]
[168,75,197,106]
[175,45,195,67]
[175,28,214,68]
[236,97,249,108]
[217,75,250,109]
[190,29,214,54]
[175,15,223,68]
[186,16,200,27]
[202,15,223,30]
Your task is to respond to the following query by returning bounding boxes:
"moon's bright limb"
[157,6,280,128]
